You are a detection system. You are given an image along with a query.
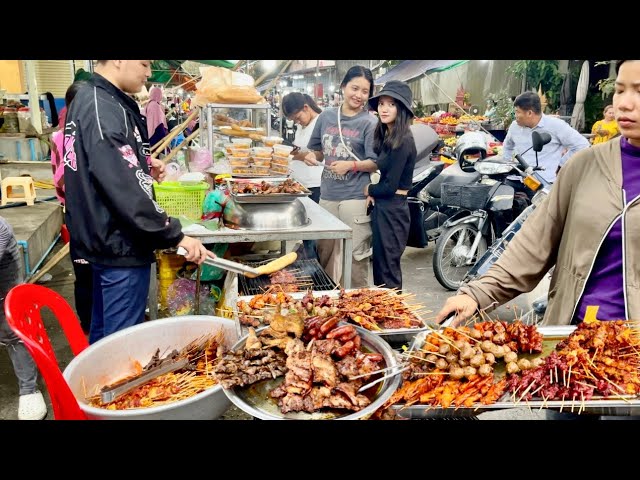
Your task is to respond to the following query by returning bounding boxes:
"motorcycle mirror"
[532,131,552,152]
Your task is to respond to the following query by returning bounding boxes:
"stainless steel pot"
[223,325,401,419]
[223,198,310,230]
[62,316,239,420]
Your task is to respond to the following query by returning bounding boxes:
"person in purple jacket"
[436,60,640,326]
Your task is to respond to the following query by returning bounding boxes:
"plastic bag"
[166,278,217,316]
[188,147,213,172]
[193,66,264,106]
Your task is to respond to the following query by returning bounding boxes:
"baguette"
[243,252,298,278]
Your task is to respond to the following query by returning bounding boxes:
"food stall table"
[149,196,353,319]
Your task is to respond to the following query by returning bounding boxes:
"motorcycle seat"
[426,162,481,198]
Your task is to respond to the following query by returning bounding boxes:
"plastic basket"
[153,181,209,220]
[441,182,494,210]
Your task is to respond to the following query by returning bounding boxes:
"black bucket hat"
[368,80,414,117]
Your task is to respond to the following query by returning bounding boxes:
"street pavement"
[0,243,530,421]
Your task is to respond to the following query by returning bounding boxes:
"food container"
[270,165,290,175]
[62,316,239,420]
[222,324,401,419]
[231,166,253,175]
[236,289,427,344]
[271,154,291,167]
[391,325,640,418]
[273,144,295,156]
[252,147,273,158]
[223,198,310,229]
[229,156,251,167]
[262,136,284,147]
[252,157,272,167]
[231,138,252,146]
[229,148,250,157]
[252,165,271,175]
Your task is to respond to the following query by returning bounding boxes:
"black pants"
[70,242,93,333]
[302,187,321,260]
[371,195,410,290]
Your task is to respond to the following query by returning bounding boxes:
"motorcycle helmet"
[454,131,487,172]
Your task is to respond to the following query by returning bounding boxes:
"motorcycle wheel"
[433,224,488,291]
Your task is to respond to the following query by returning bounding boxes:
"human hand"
[329,160,352,176]
[365,195,375,213]
[303,152,320,166]
[150,158,166,182]
[177,236,214,265]
[434,294,478,326]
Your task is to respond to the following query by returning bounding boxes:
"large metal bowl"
[223,198,310,230]
[223,325,401,420]
[62,316,239,420]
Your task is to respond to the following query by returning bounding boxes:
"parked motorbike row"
[406,124,553,320]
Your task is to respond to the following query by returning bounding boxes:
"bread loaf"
[243,252,298,278]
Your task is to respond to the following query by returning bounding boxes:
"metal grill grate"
[238,258,337,296]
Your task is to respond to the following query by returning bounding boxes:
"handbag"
[406,197,429,248]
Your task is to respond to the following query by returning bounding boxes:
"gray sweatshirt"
[307,107,378,201]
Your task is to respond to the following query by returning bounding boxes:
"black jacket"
[63,73,184,267]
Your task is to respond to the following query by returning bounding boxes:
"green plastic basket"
[153,181,209,220]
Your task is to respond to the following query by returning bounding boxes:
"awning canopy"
[148,60,236,85]
[374,60,468,85]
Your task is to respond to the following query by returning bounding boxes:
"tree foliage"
[507,60,565,110]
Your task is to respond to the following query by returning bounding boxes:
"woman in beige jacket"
[436,60,640,326]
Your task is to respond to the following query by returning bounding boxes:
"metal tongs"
[176,247,260,276]
[99,357,189,405]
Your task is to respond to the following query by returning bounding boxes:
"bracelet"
[352,160,358,172]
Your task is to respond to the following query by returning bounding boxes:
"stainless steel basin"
[62,316,239,420]
[223,198,310,230]
[223,324,401,420]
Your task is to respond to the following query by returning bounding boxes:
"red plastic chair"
[4,284,90,420]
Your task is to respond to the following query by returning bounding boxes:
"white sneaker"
[18,391,48,420]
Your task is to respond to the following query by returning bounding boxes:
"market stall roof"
[148,60,236,84]
[374,60,468,85]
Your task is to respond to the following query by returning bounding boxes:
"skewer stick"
[398,352,437,364]
[349,364,407,381]
[357,366,410,393]
[447,327,480,344]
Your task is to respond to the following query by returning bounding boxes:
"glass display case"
[200,103,272,154]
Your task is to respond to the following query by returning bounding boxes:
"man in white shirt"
[282,93,324,259]
[502,91,590,196]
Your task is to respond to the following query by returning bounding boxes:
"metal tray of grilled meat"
[235,287,428,346]
[222,324,400,420]
[391,325,640,418]
[227,177,311,204]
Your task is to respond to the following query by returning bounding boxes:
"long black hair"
[373,100,414,153]
[340,65,374,96]
[282,92,322,117]
[65,80,87,108]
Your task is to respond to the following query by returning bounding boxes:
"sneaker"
[18,391,47,420]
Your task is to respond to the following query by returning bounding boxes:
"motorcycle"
[283,118,296,143]
[463,130,553,322]
[432,131,552,291]
[270,107,281,132]
[407,130,487,248]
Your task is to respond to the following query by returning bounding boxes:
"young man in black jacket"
[63,60,211,344]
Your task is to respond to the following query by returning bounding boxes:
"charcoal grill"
[238,258,337,296]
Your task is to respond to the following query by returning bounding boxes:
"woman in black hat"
[364,80,417,290]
